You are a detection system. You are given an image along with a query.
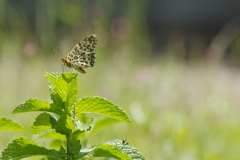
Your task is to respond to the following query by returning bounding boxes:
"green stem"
[66,133,72,160]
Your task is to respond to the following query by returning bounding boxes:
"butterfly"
[122,137,128,144]
[61,34,98,73]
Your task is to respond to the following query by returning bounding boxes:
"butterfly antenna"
[51,47,63,57]
[51,47,65,73]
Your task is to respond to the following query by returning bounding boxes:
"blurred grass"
[1,1,240,160]
[1,52,240,160]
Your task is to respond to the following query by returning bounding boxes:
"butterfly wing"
[65,34,98,72]
[75,67,86,74]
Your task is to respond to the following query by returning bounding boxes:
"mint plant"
[1,72,145,160]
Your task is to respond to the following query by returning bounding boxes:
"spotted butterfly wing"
[61,34,98,73]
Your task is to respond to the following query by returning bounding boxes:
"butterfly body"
[61,34,97,73]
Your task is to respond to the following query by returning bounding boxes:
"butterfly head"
[61,57,71,68]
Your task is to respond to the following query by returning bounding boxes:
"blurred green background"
[1,0,240,159]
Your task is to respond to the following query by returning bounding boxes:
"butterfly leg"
[62,63,65,73]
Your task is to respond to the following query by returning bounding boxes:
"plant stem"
[66,133,72,160]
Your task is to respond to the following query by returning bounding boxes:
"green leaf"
[70,118,95,144]
[46,72,78,109]
[70,140,81,157]
[36,130,66,140]
[0,117,25,131]
[1,137,66,160]
[89,117,120,137]
[40,157,60,160]
[59,146,66,154]
[46,157,60,160]
[31,113,56,134]
[85,139,145,160]
[54,110,75,135]
[49,139,66,150]
[75,117,94,132]
[12,99,61,115]
[75,96,134,125]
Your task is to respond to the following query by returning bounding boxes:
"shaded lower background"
[1,0,240,159]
